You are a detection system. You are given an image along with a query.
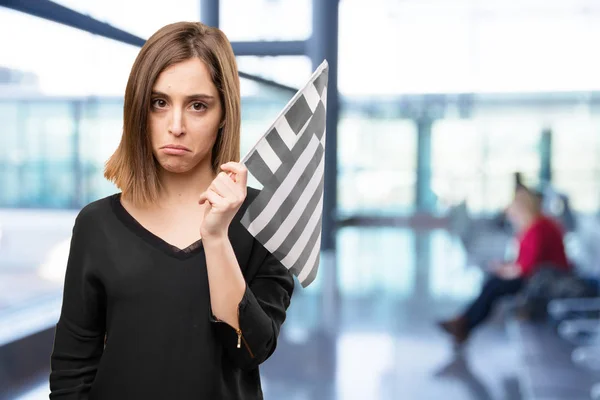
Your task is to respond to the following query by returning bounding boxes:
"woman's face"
[506,190,536,230]
[149,57,223,174]
[506,198,525,229]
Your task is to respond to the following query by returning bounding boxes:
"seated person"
[438,187,570,345]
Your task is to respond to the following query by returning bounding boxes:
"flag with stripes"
[240,60,328,288]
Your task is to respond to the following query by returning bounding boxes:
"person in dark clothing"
[49,22,294,399]
[439,187,569,345]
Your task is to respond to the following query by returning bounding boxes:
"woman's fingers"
[210,174,244,209]
[198,188,223,206]
[199,162,247,214]
[220,162,248,190]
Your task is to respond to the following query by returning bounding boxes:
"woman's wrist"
[201,231,229,246]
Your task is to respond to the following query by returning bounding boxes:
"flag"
[240,60,329,288]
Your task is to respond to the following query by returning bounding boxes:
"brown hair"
[514,187,542,216]
[104,22,241,206]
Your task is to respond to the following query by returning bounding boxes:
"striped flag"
[240,60,329,288]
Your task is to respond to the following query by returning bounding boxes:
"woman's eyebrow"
[151,91,215,101]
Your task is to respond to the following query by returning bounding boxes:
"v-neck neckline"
[110,193,204,261]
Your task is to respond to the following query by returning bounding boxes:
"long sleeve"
[516,230,541,277]
[211,244,294,371]
[50,214,106,399]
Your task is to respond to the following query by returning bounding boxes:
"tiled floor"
[263,228,522,400]
[8,227,526,399]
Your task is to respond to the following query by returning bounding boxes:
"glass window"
[338,114,417,215]
[53,0,200,39]
[338,114,417,216]
[476,113,542,211]
[0,102,20,206]
[552,113,600,213]
[472,10,600,93]
[236,56,312,90]
[431,119,485,212]
[0,7,138,208]
[339,2,472,96]
[221,0,312,41]
[338,1,600,96]
[0,7,139,97]
[79,99,125,204]
[432,114,542,214]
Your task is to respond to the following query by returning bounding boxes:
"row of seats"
[447,182,600,399]
[546,284,600,399]
[510,200,600,399]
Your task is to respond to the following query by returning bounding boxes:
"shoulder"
[75,193,119,228]
[537,216,563,233]
[525,216,563,242]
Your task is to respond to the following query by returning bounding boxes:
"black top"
[49,188,294,399]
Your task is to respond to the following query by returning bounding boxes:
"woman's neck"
[157,161,215,208]
[519,213,542,233]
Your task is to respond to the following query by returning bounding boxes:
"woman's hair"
[514,187,542,216]
[104,22,241,206]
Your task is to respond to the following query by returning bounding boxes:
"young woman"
[50,22,294,399]
[438,187,569,345]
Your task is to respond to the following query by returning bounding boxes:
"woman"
[439,187,569,345]
[49,22,294,399]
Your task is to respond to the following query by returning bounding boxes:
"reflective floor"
[261,227,522,400]
[13,227,526,400]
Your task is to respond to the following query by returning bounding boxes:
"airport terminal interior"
[1,0,600,399]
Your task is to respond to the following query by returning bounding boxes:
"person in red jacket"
[439,187,570,345]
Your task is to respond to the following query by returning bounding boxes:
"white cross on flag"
[240,60,329,288]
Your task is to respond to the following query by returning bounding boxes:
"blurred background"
[1,0,600,399]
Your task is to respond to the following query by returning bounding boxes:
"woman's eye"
[192,102,207,111]
[152,99,167,108]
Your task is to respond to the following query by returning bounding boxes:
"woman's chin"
[159,161,194,174]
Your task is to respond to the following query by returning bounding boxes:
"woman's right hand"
[494,263,522,280]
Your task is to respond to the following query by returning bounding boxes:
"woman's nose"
[168,109,185,136]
